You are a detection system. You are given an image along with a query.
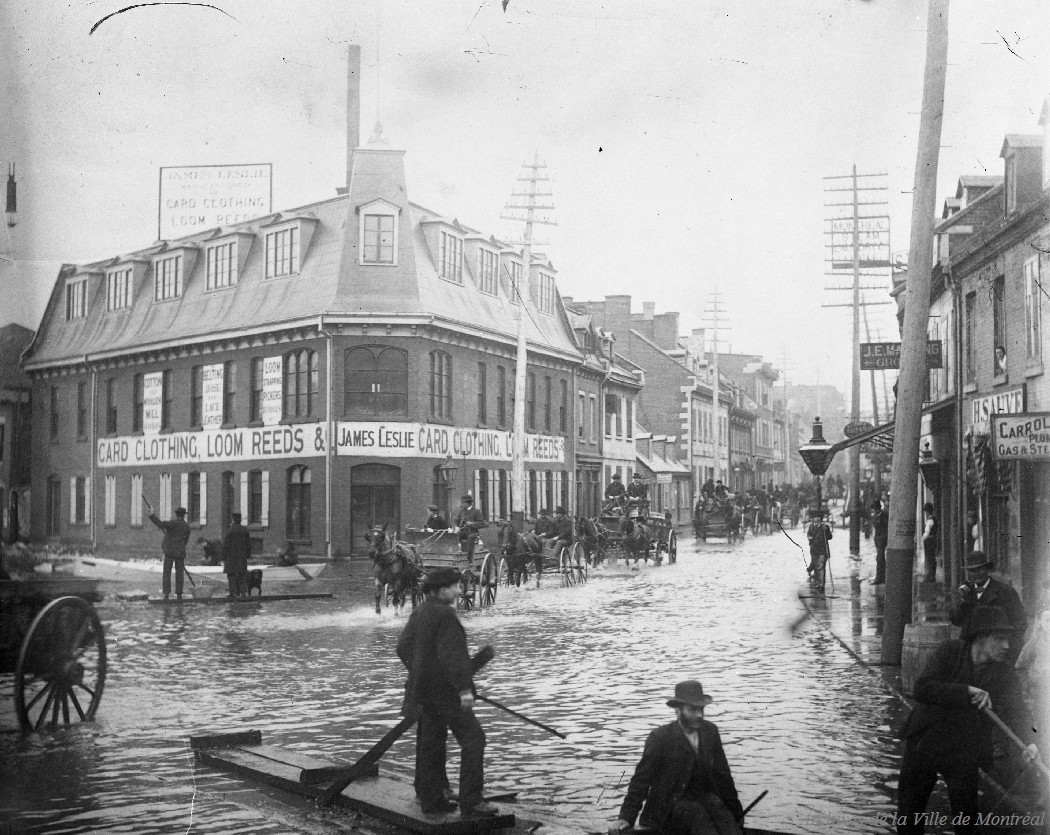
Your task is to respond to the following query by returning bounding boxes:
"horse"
[497,523,544,587]
[574,516,602,566]
[619,516,651,569]
[366,524,422,615]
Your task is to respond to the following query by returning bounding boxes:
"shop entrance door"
[350,464,401,554]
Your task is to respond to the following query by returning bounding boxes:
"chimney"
[651,311,680,351]
[346,45,361,191]
[642,302,655,320]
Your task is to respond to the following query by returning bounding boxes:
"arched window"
[429,351,452,419]
[283,349,319,418]
[344,346,408,415]
[286,465,311,540]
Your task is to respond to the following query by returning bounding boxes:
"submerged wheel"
[479,554,498,608]
[570,542,588,584]
[559,550,575,587]
[668,530,677,564]
[16,596,107,732]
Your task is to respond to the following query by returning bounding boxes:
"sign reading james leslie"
[860,341,942,370]
[991,413,1050,460]
[158,164,272,240]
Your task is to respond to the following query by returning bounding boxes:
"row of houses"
[904,96,1050,613]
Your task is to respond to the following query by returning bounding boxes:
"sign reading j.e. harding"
[158,163,272,240]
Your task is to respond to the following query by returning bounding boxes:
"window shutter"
[473,469,480,507]
[70,478,77,523]
[200,472,208,526]
[180,472,189,514]
[261,471,270,527]
[489,470,497,519]
[553,471,560,510]
[240,472,249,519]
[85,476,91,521]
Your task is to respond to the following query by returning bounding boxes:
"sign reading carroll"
[860,341,943,370]
[971,385,1026,436]
[991,413,1050,460]
[336,422,566,463]
[158,163,272,241]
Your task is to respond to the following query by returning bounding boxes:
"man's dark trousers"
[417,707,485,810]
[896,737,979,835]
[163,556,185,597]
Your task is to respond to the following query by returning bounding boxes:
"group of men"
[603,471,650,513]
[420,494,488,562]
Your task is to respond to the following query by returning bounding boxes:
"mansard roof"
[23,146,580,370]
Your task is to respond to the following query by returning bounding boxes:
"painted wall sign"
[201,364,224,430]
[97,422,326,468]
[991,412,1050,460]
[860,341,942,370]
[970,385,1026,436]
[158,163,272,240]
[142,372,163,435]
[335,421,566,464]
[261,356,283,427]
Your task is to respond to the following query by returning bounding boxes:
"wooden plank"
[147,592,333,605]
[189,730,262,751]
[197,743,376,787]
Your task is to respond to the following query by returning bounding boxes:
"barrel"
[901,622,961,696]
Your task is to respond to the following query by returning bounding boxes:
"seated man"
[611,680,744,835]
[276,541,299,567]
[626,473,650,511]
[422,504,449,531]
[546,506,574,563]
[198,536,223,566]
[533,507,554,537]
[604,474,627,512]
[454,494,488,564]
[713,481,728,501]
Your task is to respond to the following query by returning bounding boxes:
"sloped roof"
[1001,134,1042,155]
[956,175,1000,196]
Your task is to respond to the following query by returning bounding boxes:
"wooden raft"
[148,592,333,605]
[191,730,516,834]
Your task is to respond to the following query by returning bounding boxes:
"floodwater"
[1,531,911,834]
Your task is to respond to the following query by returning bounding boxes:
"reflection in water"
[1,538,908,834]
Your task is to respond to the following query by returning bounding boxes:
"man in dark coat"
[950,551,1027,664]
[396,567,497,818]
[221,512,252,598]
[626,473,650,507]
[604,473,626,511]
[546,506,574,563]
[611,680,744,835]
[870,499,889,585]
[145,499,191,600]
[532,507,553,537]
[895,606,1039,835]
[454,495,488,565]
[805,510,833,593]
[422,504,449,531]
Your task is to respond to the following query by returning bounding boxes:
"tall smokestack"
[346,45,361,190]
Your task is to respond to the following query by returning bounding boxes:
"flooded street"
[1,530,907,834]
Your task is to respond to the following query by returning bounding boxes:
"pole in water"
[476,694,566,738]
[740,789,769,819]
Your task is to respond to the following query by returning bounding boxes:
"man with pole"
[143,495,191,600]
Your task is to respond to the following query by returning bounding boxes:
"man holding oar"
[143,496,191,600]
[397,567,498,818]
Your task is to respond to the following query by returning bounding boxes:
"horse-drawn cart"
[401,529,500,610]
[0,576,107,731]
[496,524,587,589]
[589,505,661,568]
[693,500,741,544]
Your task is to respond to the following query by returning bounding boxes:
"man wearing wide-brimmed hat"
[895,606,1039,835]
[950,550,1027,663]
[453,495,487,565]
[611,680,744,835]
[397,567,497,819]
[145,502,191,600]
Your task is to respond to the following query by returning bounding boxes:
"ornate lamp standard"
[798,417,836,519]
[438,455,458,518]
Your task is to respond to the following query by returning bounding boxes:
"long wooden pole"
[883,0,950,665]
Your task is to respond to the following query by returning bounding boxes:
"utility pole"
[884,0,950,665]
[501,152,556,526]
[780,347,792,486]
[702,289,730,487]
[824,169,892,557]
[863,302,883,498]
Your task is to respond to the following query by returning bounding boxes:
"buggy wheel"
[498,556,513,587]
[570,542,588,584]
[457,572,477,611]
[668,530,677,564]
[16,596,106,732]
[559,550,575,587]
[479,553,498,608]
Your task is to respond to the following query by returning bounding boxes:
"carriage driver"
[454,495,488,564]
[422,504,450,531]
[604,473,627,510]
[546,506,574,564]
[626,472,650,509]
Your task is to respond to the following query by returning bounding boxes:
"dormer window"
[206,241,237,289]
[538,272,555,314]
[265,225,299,278]
[439,231,463,283]
[66,277,88,320]
[478,248,498,295]
[106,268,132,311]
[154,254,183,301]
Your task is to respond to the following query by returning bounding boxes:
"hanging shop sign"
[991,412,1050,460]
[860,341,942,370]
[969,384,1026,436]
[335,421,566,464]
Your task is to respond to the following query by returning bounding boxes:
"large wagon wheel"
[458,569,477,611]
[667,530,678,564]
[15,596,106,732]
[569,542,588,584]
[478,553,498,608]
[558,549,575,588]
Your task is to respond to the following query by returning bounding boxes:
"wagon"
[0,576,107,731]
[645,513,678,564]
[495,526,587,589]
[693,500,741,543]
[589,506,660,566]
[400,528,499,610]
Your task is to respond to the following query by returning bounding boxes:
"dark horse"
[620,516,651,569]
[497,523,544,587]
[575,516,601,566]
[366,525,422,614]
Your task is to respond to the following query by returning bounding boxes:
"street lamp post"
[798,417,836,520]
[438,455,458,518]
[5,163,16,229]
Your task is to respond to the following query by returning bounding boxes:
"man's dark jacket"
[148,513,191,558]
[397,598,474,717]
[423,513,449,530]
[548,516,573,542]
[949,577,1027,641]
[872,508,888,545]
[900,638,1032,769]
[605,481,626,500]
[619,719,744,828]
[221,522,252,574]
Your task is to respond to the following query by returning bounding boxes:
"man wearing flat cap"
[604,473,627,512]
[422,504,449,531]
[950,551,1027,663]
[895,606,1039,835]
[397,567,498,818]
[145,500,191,600]
[454,495,487,565]
[612,681,744,835]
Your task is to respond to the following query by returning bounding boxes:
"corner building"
[23,141,580,557]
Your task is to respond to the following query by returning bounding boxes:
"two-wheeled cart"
[401,529,500,610]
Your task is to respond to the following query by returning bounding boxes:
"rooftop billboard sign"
[158,163,272,240]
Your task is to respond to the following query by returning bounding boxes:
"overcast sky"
[2,0,1049,415]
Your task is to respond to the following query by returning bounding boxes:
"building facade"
[1,323,32,542]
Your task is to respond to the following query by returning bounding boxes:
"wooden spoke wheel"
[559,550,575,587]
[457,571,478,611]
[667,530,677,564]
[15,596,106,732]
[569,542,588,584]
[478,553,498,609]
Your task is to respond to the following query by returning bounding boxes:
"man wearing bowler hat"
[221,511,252,598]
[546,506,574,564]
[895,606,1038,835]
[145,501,191,600]
[950,550,1027,664]
[397,567,497,818]
[611,680,744,835]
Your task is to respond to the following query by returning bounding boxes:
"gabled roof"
[1001,134,1042,156]
[956,175,1001,195]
